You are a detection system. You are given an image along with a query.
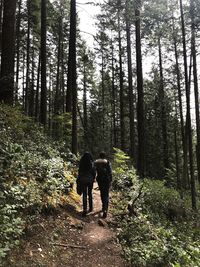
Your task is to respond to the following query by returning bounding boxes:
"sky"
[77,0,102,48]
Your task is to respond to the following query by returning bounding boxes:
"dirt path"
[65,184,127,267]
[5,184,128,267]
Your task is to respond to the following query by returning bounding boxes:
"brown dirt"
[4,184,128,267]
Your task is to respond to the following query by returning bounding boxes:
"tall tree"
[40,0,47,125]
[111,41,117,147]
[158,34,169,172]
[25,0,31,113]
[117,0,125,151]
[0,0,3,54]
[126,0,135,160]
[0,0,17,104]
[67,0,77,154]
[135,0,145,176]
[179,0,196,209]
[15,0,22,103]
[190,0,200,185]
[172,13,188,189]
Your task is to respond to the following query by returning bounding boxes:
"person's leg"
[104,185,109,211]
[88,183,93,212]
[99,184,104,211]
[101,185,109,218]
[82,184,87,216]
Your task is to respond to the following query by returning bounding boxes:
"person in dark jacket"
[95,152,112,218]
[77,152,96,217]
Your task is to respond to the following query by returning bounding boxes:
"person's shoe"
[102,211,107,218]
[82,211,87,217]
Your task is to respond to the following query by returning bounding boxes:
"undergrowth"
[0,105,77,262]
[112,148,200,267]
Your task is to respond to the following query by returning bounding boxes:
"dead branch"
[51,242,86,249]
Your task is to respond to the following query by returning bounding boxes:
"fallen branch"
[51,242,86,249]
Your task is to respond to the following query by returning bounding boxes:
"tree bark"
[158,35,169,173]
[0,0,17,104]
[101,50,105,141]
[54,16,62,115]
[111,42,117,147]
[29,45,35,117]
[126,0,135,160]
[190,0,200,185]
[67,0,77,154]
[25,0,30,113]
[83,53,88,135]
[0,0,3,52]
[35,55,40,121]
[180,0,196,209]
[15,0,22,103]
[40,0,47,126]
[22,52,26,108]
[117,4,125,151]
[135,2,145,177]
[172,14,188,189]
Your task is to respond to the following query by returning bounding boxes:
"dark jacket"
[78,165,96,185]
[95,159,112,186]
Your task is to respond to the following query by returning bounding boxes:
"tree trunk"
[158,35,169,174]
[67,0,77,154]
[117,5,125,151]
[25,0,30,114]
[174,127,181,190]
[83,54,88,136]
[40,0,47,126]
[190,0,200,185]
[29,45,35,117]
[54,16,62,115]
[172,14,188,189]
[15,0,22,103]
[135,2,145,177]
[0,0,17,104]
[61,38,65,113]
[111,43,117,147]
[101,51,105,141]
[0,0,3,52]
[180,0,196,209]
[126,0,135,160]
[22,52,26,108]
[35,55,40,121]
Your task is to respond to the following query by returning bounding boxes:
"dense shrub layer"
[112,148,200,267]
[0,105,76,262]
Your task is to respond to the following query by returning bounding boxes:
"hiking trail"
[6,183,128,267]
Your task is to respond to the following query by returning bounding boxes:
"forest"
[0,0,200,266]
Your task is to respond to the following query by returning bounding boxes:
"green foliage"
[112,149,200,267]
[119,213,200,267]
[0,105,75,262]
[112,148,137,190]
[143,179,183,220]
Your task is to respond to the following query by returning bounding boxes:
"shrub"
[112,149,200,267]
[0,104,76,262]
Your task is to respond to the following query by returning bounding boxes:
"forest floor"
[4,183,128,267]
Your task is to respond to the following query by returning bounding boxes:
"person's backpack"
[96,160,111,184]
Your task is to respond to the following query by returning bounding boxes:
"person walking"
[77,152,96,217]
[95,152,112,218]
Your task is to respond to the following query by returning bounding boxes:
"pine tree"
[40,0,47,126]
[0,0,17,104]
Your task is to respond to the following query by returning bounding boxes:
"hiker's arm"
[92,167,97,182]
[108,162,112,183]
